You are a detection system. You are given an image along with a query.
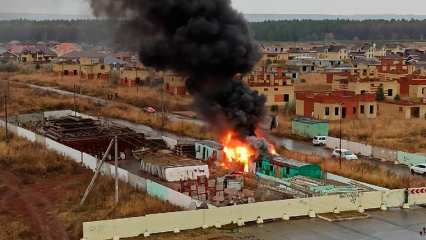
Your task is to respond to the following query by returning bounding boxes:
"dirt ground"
[0,131,185,240]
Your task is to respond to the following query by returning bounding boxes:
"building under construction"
[39,116,146,159]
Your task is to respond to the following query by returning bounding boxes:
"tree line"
[1,19,426,45]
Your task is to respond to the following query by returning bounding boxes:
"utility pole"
[339,103,342,169]
[114,136,119,204]
[4,79,9,142]
[80,138,115,206]
[73,83,77,116]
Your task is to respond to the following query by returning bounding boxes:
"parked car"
[410,164,426,175]
[332,149,358,160]
[312,136,327,146]
[143,106,157,113]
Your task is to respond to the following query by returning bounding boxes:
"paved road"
[11,80,412,177]
[229,207,426,240]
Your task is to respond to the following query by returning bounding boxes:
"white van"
[312,136,327,146]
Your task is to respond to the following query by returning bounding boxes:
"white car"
[313,136,327,146]
[410,164,426,175]
[332,149,358,160]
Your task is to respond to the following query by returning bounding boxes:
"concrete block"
[113,236,120,240]
[380,204,388,211]
[202,225,208,229]
[308,210,316,218]
[237,218,245,227]
[144,232,150,238]
[333,208,340,214]
[215,223,222,228]
[282,213,290,221]
[256,217,264,224]
[173,228,180,233]
[402,203,410,209]
[358,206,365,213]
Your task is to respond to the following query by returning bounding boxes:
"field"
[2,72,192,112]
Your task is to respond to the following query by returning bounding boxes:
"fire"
[222,132,255,172]
[220,130,279,173]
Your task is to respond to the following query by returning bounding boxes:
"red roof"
[296,90,376,103]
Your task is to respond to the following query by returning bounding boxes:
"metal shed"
[195,140,223,162]
[292,117,329,138]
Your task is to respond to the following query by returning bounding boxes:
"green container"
[292,118,329,138]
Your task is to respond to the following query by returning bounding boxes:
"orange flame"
[221,132,255,172]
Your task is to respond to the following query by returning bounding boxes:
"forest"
[1,19,426,44]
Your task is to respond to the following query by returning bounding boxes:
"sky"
[0,0,426,16]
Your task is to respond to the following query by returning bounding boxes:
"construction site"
[11,110,382,208]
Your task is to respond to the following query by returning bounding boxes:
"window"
[284,94,289,102]
[370,105,374,114]
[360,105,365,114]
[353,107,357,114]
[335,107,339,116]
[274,88,279,91]
[325,107,330,116]
[360,90,366,95]
[100,65,105,70]
[399,107,403,112]
[264,88,268,91]
[387,89,393,96]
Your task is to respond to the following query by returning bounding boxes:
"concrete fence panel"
[344,141,372,157]
[397,151,426,167]
[372,146,398,162]
[35,134,46,145]
[383,189,406,208]
[109,165,129,183]
[358,191,383,209]
[45,138,82,163]
[16,126,36,142]
[128,173,147,191]
[83,189,409,240]
[82,153,97,170]
[326,137,340,149]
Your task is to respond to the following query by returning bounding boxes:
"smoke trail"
[90,0,265,138]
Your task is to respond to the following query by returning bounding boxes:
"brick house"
[398,76,426,99]
[379,101,426,119]
[243,66,294,106]
[296,91,377,120]
[332,77,400,100]
[377,55,410,79]
[163,72,187,96]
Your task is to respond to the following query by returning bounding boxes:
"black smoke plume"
[90,0,266,138]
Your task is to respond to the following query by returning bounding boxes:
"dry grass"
[329,115,426,154]
[278,147,426,189]
[0,130,181,240]
[0,214,32,240]
[4,72,192,111]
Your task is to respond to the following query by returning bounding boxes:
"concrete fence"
[81,188,425,240]
[0,118,202,210]
[326,137,424,166]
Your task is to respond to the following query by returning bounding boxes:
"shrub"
[394,94,401,101]
[375,86,385,101]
